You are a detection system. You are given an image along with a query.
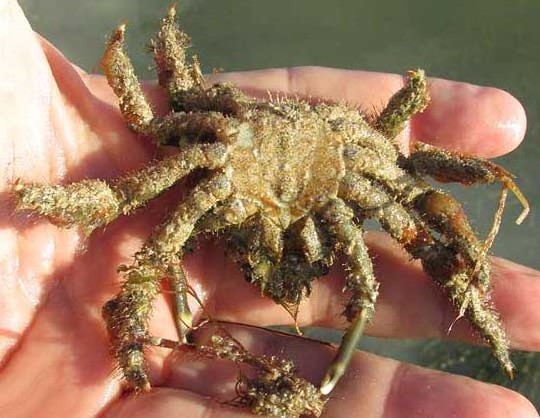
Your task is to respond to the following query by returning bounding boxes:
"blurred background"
[19,0,540,408]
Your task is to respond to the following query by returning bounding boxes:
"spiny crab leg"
[408,141,530,225]
[405,141,530,315]
[318,199,379,395]
[14,143,227,234]
[150,4,204,95]
[151,4,251,116]
[103,173,232,390]
[375,69,430,139]
[101,23,155,135]
[340,168,517,378]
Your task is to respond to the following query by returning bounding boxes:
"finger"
[104,388,257,418]
[189,233,540,351]
[162,323,538,418]
[413,77,526,157]
[83,65,525,158]
[0,0,56,185]
[208,67,526,157]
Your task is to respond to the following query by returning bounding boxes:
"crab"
[14,4,529,413]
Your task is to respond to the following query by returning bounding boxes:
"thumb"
[0,0,58,185]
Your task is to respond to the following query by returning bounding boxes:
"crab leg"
[103,172,232,391]
[374,69,430,139]
[101,24,154,135]
[407,141,529,224]
[413,189,514,376]
[318,199,379,395]
[403,142,528,296]
[340,172,515,377]
[339,173,431,256]
[410,196,512,375]
[151,4,204,98]
[422,243,515,377]
[151,5,251,116]
[14,143,227,234]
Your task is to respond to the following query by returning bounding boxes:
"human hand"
[0,1,538,417]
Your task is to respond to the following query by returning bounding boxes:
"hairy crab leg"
[103,172,232,391]
[152,5,251,116]
[398,145,529,373]
[14,143,227,234]
[339,172,515,377]
[318,199,379,395]
[339,173,432,256]
[401,142,529,294]
[101,23,154,135]
[378,170,516,375]
[407,141,530,224]
[151,4,203,98]
[417,192,514,375]
[374,69,430,139]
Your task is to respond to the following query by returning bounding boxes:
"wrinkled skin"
[0,1,539,417]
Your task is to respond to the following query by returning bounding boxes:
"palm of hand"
[0,2,538,417]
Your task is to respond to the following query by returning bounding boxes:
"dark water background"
[20,0,540,408]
